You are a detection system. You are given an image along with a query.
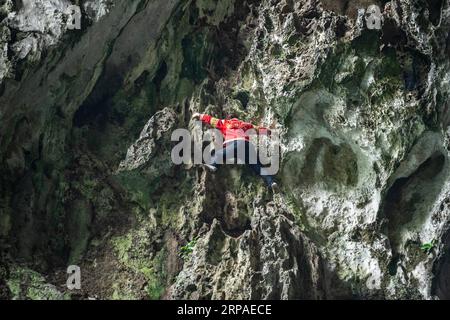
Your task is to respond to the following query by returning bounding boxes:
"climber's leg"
[203,147,223,172]
[207,141,237,171]
[244,141,276,188]
[257,166,275,187]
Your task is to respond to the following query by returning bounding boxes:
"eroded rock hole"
[283,138,358,191]
[426,0,443,26]
[383,152,446,253]
[234,91,250,109]
[199,175,253,239]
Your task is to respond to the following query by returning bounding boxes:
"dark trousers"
[211,140,274,187]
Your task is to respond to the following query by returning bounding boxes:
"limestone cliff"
[0,0,449,300]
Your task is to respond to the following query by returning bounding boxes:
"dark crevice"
[382,152,446,262]
[426,0,443,26]
[200,197,252,239]
[153,60,168,90]
[234,91,250,109]
[8,0,22,11]
[71,1,150,128]
[335,17,348,38]
[219,219,252,238]
[72,63,124,128]
[198,167,256,239]
[381,19,408,47]
[133,70,150,94]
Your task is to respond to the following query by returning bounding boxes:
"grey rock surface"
[1,0,450,300]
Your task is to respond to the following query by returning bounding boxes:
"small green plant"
[420,240,436,254]
[180,238,198,260]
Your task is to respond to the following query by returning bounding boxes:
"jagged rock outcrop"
[118,108,178,173]
[1,0,450,300]
[171,201,347,300]
[0,0,112,83]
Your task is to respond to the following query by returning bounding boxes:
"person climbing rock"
[192,112,279,192]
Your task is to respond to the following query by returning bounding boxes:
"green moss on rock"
[7,267,69,300]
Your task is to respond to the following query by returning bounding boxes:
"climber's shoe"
[271,182,280,193]
[203,164,218,172]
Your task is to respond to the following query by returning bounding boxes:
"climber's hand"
[192,113,201,121]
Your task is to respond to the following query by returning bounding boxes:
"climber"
[191,112,279,191]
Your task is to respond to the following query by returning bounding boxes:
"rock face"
[0,0,450,300]
[171,202,347,300]
[0,0,112,83]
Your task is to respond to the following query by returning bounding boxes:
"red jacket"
[199,114,270,143]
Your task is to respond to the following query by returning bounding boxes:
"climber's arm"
[195,113,224,129]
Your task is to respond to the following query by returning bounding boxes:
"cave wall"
[0,0,450,300]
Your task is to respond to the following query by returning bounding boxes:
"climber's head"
[226,118,242,129]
